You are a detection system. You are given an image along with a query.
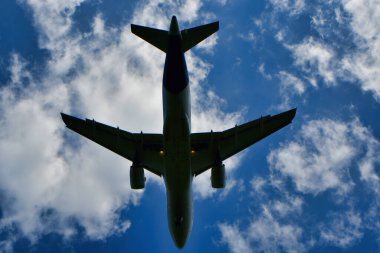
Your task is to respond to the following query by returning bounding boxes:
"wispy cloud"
[269,0,305,16]
[341,0,380,101]
[319,210,363,248]
[286,37,337,86]
[276,70,305,109]
[247,206,306,253]
[220,116,380,252]
[267,118,378,196]
[258,63,272,80]
[219,223,252,253]
[219,194,308,253]
[272,0,380,103]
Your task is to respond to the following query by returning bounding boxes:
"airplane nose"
[169,15,180,35]
[171,215,189,248]
[173,229,187,249]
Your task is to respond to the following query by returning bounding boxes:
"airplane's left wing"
[61,113,164,176]
[191,108,296,176]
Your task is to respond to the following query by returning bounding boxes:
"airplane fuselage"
[162,17,193,248]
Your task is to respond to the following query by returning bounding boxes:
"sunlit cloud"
[267,118,378,196]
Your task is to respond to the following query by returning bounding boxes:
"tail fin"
[131,25,169,52]
[181,21,219,52]
[131,17,219,53]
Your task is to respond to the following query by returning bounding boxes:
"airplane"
[61,16,296,249]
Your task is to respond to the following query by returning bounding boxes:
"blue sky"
[1,0,380,252]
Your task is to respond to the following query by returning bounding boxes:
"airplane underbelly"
[164,134,191,187]
[162,80,193,247]
[163,105,191,185]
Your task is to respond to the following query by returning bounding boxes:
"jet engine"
[211,163,225,188]
[130,165,145,189]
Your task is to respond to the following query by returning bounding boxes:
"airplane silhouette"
[61,16,296,248]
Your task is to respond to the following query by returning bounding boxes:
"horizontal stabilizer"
[181,21,219,52]
[131,24,168,52]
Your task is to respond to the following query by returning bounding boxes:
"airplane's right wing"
[61,113,164,176]
[191,108,297,176]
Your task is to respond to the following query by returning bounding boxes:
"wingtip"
[130,23,136,33]
[60,112,67,124]
[60,112,72,126]
[215,21,220,30]
[289,107,297,121]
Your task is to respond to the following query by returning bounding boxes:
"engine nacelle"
[130,165,145,189]
[211,163,226,188]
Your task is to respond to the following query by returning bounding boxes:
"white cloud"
[275,30,285,42]
[238,32,255,43]
[0,53,141,243]
[287,37,337,85]
[250,176,267,196]
[220,176,308,253]
[251,117,379,252]
[279,1,380,103]
[341,0,380,102]
[132,0,206,28]
[219,223,251,253]
[221,138,375,253]
[248,206,306,253]
[25,0,84,43]
[270,195,303,217]
[0,0,245,249]
[278,71,305,94]
[92,14,106,36]
[276,70,305,109]
[215,0,228,5]
[311,8,327,27]
[258,63,272,80]
[319,210,363,247]
[365,202,380,242]
[178,0,203,22]
[218,178,245,200]
[0,238,15,253]
[193,33,219,54]
[220,203,307,253]
[220,141,376,253]
[268,118,380,197]
[8,54,32,86]
[269,0,305,16]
